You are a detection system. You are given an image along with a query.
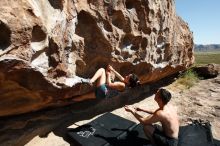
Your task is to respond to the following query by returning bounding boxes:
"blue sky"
[175,0,220,44]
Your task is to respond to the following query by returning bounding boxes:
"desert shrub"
[176,69,200,88]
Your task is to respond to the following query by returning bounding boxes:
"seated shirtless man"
[124,88,179,146]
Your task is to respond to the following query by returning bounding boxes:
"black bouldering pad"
[68,112,216,146]
[92,112,136,136]
[114,124,150,146]
[178,121,214,146]
[67,112,150,146]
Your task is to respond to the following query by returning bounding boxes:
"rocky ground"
[24,67,220,146]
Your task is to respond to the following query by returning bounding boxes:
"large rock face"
[0,0,194,116]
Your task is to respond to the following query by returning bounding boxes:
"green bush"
[177,69,200,88]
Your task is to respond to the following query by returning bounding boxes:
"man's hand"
[124,105,135,113]
[135,106,154,114]
[134,107,142,111]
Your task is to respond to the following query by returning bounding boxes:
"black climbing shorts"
[153,127,178,146]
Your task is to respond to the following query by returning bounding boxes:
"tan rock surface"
[0,0,193,116]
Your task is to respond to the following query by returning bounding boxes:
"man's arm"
[125,105,160,125]
[135,107,155,114]
[140,113,160,125]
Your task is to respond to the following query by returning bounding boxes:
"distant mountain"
[194,44,220,52]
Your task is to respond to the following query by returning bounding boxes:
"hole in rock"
[143,27,151,35]
[131,45,139,50]
[31,25,46,42]
[157,35,164,45]
[76,10,111,52]
[121,34,132,48]
[48,0,63,10]
[112,11,126,30]
[125,0,135,9]
[141,38,148,50]
[47,38,60,67]
[103,20,113,32]
[0,21,11,51]
[156,35,166,49]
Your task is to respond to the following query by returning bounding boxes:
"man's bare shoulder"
[167,104,178,113]
[154,109,164,117]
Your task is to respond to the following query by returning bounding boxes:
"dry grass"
[168,69,200,90]
[195,51,220,64]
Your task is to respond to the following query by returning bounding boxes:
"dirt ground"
[25,71,220,146]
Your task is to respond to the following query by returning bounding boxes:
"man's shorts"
[153,127,178,146]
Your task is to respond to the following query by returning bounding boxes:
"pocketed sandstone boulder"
[0,0,194,116]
